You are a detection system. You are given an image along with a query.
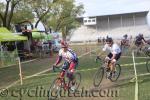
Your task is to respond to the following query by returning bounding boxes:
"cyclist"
[53,40,78,90]
[120,34,129,50]
[121,34,128,44]
[135,33,147,47]
[134,34,147,55]
[97,37,122,78]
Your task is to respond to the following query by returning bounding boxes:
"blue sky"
[75,0,150,25]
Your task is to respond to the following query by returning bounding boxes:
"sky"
[75,0,150,25]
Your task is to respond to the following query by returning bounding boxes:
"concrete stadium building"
[70,11,150,42]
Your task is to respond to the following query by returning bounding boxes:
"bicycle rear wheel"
[48,78,62,100]
[110,64,121,82]
[146,59,150,72]
[93,67,104,87]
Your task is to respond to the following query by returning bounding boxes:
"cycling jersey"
[58,48,78,63]
[121,38,129,45]
[103,43,121,54]
[55,48,78,79]
[135,35,146,45]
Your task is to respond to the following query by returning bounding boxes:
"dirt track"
[55,76,131,100]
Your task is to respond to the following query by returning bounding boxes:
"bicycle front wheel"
[48,78,62,100]
[69,72,81,91]
[144,49,150,57]
[146,59,150,72]
[110,64,121,82]
[147,51,150,57]
[93,67,104,87]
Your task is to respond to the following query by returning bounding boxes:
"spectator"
[97,37,101,43]
[102,37,105,45]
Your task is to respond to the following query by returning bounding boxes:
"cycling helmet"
[61,40,68,48]
[139,33,143,36]
[123,34,128,37]
[106,37,113,43]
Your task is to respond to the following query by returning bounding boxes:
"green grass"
[0,45,99,88]
[0,44,150,100]
[0,57,56,87]
[139,75,150,100]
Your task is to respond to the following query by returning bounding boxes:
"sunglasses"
[62,47,67,48]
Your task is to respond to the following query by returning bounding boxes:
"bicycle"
[93,57,121,87]
[135,43,150,57]
[48,65,81,100]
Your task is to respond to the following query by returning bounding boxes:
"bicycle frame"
[93,56,121,87]
[96,57,111,69]
[96,57,120,76]
[55,69,71,90]
[54,65,78,90]
[135,44,150,56]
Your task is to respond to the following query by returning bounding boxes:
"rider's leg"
[60,70,65,78]
[110,59,116,72]
[110,52,121,73]
[68,62,76,91]
[68,62,76,80]
[60,62,69,78]
[106,53,112,69]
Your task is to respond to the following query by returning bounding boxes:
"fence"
[0,50,18,68]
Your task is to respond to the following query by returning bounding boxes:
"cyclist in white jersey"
[98,38,122,77]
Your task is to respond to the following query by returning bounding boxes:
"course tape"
[32,61,146,77]
[4,48,99,89]
[132,51,138,100]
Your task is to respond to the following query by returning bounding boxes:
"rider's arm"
[142,37,147,44]
[54,49,63,65]
[55,56,62,65]
[98,51,105,57]
[98,44,107,57]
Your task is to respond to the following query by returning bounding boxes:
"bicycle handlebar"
[95,56,102,63]
[53,65,79,75]
[52,65,62,72]
[95,56,111,64]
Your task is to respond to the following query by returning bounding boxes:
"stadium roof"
[78,11,149,18]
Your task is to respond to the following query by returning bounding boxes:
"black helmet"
[139,33,143,36]
[106,37,113,43]
[123,34,128,37]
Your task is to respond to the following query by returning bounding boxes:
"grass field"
[0,44,150,100]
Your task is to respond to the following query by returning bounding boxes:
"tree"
[47,0,84,39]
[11,6,34,24]
[0,0,22,29]
[0,0,35,30]
[0,0,84,35]
[0,3,4,27]
[28,0,59,28]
